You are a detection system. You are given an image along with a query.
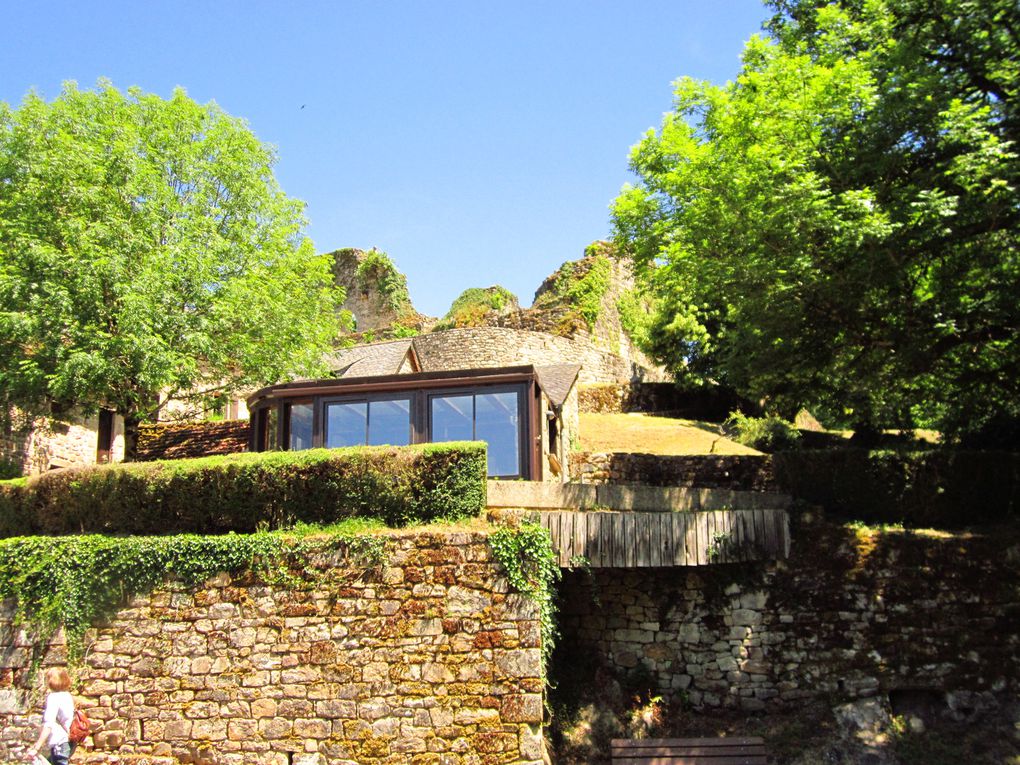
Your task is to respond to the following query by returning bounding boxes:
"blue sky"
[1,1,769,317]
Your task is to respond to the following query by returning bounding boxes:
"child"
[24,666,75,764]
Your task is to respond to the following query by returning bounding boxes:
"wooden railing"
[539,509,789,568]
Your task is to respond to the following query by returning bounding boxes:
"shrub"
[726,411,801,452]
[773,449,1020,528]
[0,442,487,537]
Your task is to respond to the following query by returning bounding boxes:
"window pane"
[368,399,411,446]
[325,402,367,448]
[289,403,314,451]
[431,395,473,442]
[475,392,520,477]
[261,407,278,451]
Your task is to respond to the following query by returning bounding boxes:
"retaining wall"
[0,533,545,765]
[570,452,778,492]
[556,519,1020,712]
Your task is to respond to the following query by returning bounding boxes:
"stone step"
[486,480,791,512]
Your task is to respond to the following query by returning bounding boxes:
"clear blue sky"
[1,1,770,317]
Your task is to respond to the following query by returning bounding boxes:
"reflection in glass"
[288,403,314,451]
[476,392,519,477]
[326,402,367,448]
[431,395,473,442]
[262,407,278,450]
[368,399,411,445]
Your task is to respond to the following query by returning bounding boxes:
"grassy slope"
[578,413,760,456]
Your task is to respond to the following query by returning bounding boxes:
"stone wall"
[556,519,1020,712]
[330,248,420,333]
[578,383,747,420]
[570,452,778,491]
[0,533,546,765]
[1,407,125,476]
[135,420,250,462]
[413,327,664,385]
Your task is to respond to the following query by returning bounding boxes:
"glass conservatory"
[247,365,575,480]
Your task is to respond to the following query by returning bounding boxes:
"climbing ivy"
[354,249,412,313]
[489,522,561,672]
[0,526,386,662]
[548,255,612,330]
[616,287,657,352]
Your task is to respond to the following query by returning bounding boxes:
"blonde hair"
[45,667,71,692]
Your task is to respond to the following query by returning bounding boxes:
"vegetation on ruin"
[533,253,613,333]
[434,285,518,330]
[354,248,414,314]
[615,287,658,352]
[561,255,611,330]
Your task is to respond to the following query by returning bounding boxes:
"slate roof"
[320,341,579,407]
[325,339,418,378]
[534,364,582,408]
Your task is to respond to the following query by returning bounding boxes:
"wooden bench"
[611,736,767,764]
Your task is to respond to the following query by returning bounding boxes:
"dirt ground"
[547,694,1020,765]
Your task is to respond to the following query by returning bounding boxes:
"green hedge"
[0,442,487,537]
[773,449,1020,528]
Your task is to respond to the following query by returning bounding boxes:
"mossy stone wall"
[556,520,1020,712]
[0,533,546,765]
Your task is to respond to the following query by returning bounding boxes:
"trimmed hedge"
[774,449,1020,528]
[0,442,487,537]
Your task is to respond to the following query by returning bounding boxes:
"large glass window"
[431,395,473,442]
[258,406,279,451]
[430,390,520,477]
[288,402,314,451]
[368,399,411,446]
[325,398,411,448]
[475,392,520,477]
[325,402,367,448]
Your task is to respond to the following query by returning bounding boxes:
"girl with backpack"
[24,666,83,764]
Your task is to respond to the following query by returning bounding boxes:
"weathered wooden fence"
[539,509,789,567]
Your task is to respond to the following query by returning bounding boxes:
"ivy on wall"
[0,527,386,661]
[489,522,561,672]
[541,255,612,331]
[354,249,413,313]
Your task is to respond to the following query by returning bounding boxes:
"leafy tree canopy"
[0,82,343,446]
[612,0,1018,440]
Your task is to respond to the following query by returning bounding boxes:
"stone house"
[1,405,125,476]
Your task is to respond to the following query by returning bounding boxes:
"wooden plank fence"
[539,509,789,568]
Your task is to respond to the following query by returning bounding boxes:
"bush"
[773,449,1020,528]
[726,411,801,452]
[0,442,487,537]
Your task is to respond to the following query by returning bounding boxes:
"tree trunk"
[122,410,142,462]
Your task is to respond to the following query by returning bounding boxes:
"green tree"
[612,0,1018,440]
[0,82,343,454]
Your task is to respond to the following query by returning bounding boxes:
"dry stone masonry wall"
[413,327,662,385]
[0,533,546,765]
[557,519,1020,713]
[570,452,778,492]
